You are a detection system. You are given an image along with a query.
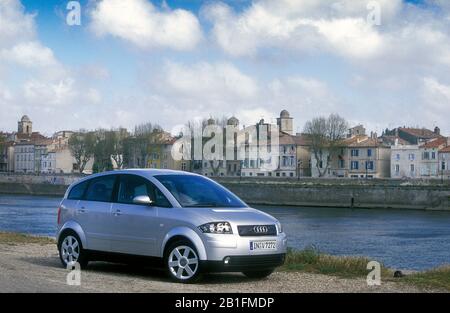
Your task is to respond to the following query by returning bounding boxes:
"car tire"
[164,240,202,283]
[58,230,89,269]
[243,269,274,279]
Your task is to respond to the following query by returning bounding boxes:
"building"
[311,130,391,178]
[18,115,33,136]
[0,138,14,172]
[276,132,296,178]
[348,125,366,138]
[277,110,293,135]
[384,127,442,145]
[345,136,390,178]
[14,142,35,173]
[439,142,450,180]
[419,137,448,178]
[390,144,421,178]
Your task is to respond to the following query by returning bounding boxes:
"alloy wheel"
[168,245,199,280]
[61,235,80,266]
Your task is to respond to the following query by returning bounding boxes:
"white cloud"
[0,0,35,48]
[0,41,58,68]
[90,0,203,51]
[203,0,396,58]
[159,61,258,101]
[0,0,103,133]
[422,77,450,111]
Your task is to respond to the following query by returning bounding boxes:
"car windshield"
[154,175,247,208]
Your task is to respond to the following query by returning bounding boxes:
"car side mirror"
[132,195,153,206]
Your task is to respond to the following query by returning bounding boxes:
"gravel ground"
[0,243,437,293]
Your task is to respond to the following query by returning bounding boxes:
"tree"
[304,114,348,177]
[122,123,163,168]
[91,129,114,173]
[68,131,95,174]
[110,128,128,169]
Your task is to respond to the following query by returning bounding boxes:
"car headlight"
[198,222,233,234]
[276,221,283,234]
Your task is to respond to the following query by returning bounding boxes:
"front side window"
[85,175,116,202]
[117,174,171,207]
[155,174,247,208]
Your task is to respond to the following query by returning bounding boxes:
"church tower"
[18,115,32,135]
[276,110,293,135]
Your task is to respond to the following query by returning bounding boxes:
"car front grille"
[237,224,277,237]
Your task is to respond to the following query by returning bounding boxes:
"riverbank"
[0,177,449,210]
[0,232,445,292]
[215,178,450,211]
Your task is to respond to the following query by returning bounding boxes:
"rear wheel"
[165,240,202,283]
[58,230,88,269]
[243,269,274,279]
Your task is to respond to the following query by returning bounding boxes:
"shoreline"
[0,231,447,292]
[1,179,449,211]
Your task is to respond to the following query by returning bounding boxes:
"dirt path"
[0,243,434,293]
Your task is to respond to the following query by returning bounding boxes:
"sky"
[1,0,449,136]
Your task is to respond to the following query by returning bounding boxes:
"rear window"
[85,175,116,202]
[68,180,89,200]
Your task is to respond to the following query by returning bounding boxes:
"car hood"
[183,207,278,225]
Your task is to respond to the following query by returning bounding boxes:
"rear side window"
[85,175,116,202]
[68,180,89,200]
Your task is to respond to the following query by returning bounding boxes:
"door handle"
[77,207,86,214]
[113,209,122,216]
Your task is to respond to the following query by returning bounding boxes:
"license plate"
[250,240,277,251]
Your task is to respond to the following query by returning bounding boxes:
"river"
[0,194,449,271]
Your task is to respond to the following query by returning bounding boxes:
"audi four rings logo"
[253,226,268,233]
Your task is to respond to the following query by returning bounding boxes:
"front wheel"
[243,269,274,279]
[58,230,88,269]
[165,240,202,283]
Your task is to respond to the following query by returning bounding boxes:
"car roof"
[71,169,197,186]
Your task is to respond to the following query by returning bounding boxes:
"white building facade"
[390,145,420,178]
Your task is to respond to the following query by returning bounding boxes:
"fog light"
[224,257,231,265]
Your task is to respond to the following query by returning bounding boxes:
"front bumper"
[201,231,287,262]
[201,253,286,272]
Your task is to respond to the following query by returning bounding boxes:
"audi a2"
[56,169,287,283]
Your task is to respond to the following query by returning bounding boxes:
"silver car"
[56,169,287,283]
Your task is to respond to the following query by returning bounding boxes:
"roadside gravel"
[0,243,438,293]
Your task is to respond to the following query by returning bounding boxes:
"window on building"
[409,153,415,161]
[181,162,186,171]
[396,154,400,161]
[443,162,446,171]
[351,149,359,157]
[351,161,359,170]
[367,149,372,157]
[411,164,415,172]
[423,152,430,160]
[431,152,436,160]
[366,161,374,170]
[339,159,345,168]
[395,164,400,173]
[290,172,294,177]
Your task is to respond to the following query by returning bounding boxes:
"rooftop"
[420,137,448,149]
